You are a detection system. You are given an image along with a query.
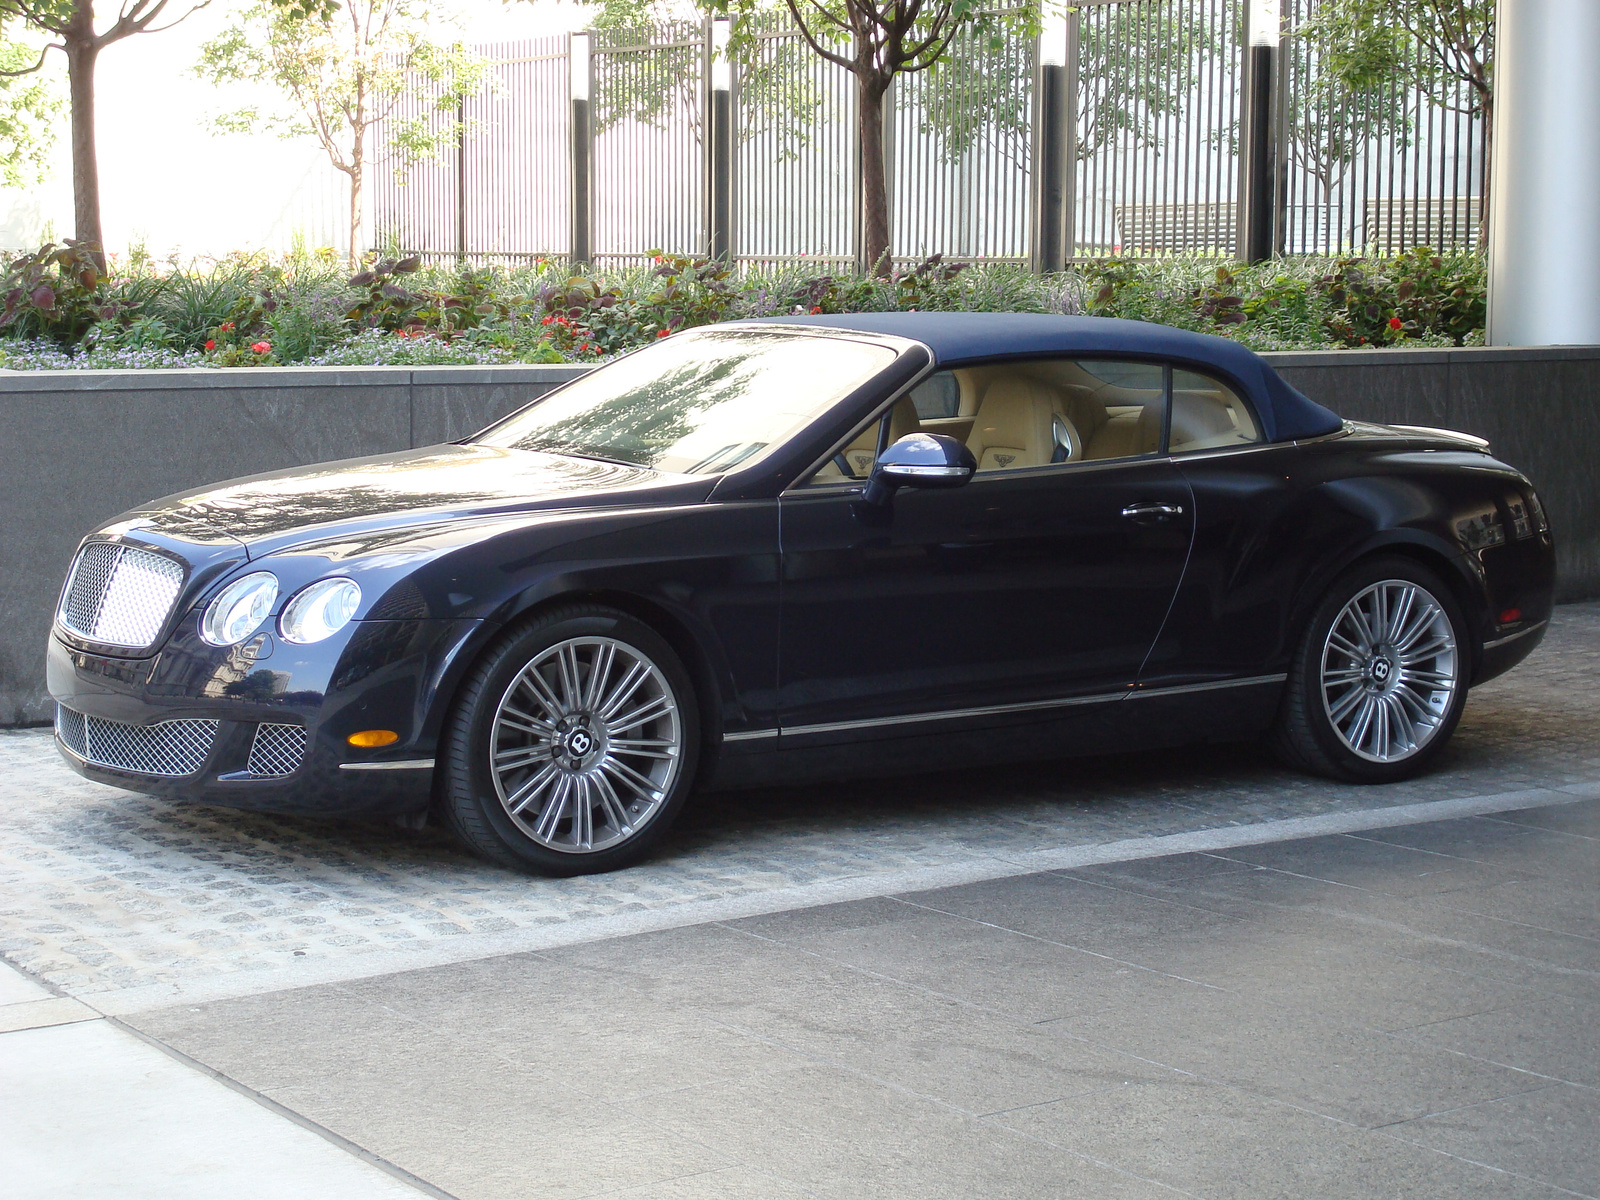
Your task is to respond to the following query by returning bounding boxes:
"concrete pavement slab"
[617,1062,1182,1200]
[1050,980,1548,1127]
[1379,1082,1600,1197]
[998,1077,1576,1200]
[1390,994,1600,1086]
[0,956,50,1003]
[0,1018,427,1200]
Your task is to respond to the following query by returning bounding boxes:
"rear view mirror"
[863,433,977,505]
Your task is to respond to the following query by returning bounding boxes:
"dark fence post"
[1239,0,1281,262]
[570,31,592,269]
[708,18,735,263]
[1033,12,1072,273]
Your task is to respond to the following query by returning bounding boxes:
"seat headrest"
[966,377,1075,470]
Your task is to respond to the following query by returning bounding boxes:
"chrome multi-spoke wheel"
[442,607,700,875]
[1320,581,1459,763]
[489,636,684,853]
[1275,560,1469,782]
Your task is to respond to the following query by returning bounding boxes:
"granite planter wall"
[1,347,1594,725]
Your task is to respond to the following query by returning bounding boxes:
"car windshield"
[473,330,898,474]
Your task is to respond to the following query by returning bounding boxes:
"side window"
[968,358,1166,471]
[800,394,923,485]
[1170,369,1262,453]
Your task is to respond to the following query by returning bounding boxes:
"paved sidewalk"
[124,797,1600,1200]
[0,960,430,1200]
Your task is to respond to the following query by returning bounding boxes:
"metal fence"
[372,1,1488,267]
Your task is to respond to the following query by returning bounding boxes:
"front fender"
[406,500,782,747]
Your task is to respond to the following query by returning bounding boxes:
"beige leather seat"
[1085,403,1163,460]
[813,395,923,480]
[965,377,1080,470]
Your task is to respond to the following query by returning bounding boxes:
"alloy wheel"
[488,636,683,853]
[1320,579,1459,763]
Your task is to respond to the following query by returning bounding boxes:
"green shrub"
[0,242,1490,369]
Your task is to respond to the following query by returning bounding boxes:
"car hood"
[124,443,717,558]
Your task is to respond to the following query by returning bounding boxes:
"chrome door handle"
[1121,502,1186,520]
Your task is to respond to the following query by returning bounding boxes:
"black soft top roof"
[741,312,1342,442]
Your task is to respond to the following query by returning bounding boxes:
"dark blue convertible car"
[49,313,1554,874]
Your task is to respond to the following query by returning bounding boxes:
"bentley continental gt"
[49,314,1555,874]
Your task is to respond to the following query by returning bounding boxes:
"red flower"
[1388,317,1403,331]
[219,322,235,333]
[250,341,271,354]
[540,315,554,325]
[809,305,822,314]
[204,339,216,351]
[656,328,670,338]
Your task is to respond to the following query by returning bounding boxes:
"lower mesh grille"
[55,705,218,777]
[247,723,307,778]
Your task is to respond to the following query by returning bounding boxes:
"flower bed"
[0,243,1488,372]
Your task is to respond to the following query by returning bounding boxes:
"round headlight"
[201,572,279,647]
[279,578,361,644]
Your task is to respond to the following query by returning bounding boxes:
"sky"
[0,0,594,259]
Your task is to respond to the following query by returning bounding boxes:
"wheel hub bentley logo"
[1371,657,1392,683]
[566,728,594,757]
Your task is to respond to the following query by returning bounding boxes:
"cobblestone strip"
[2,605,1596,1006]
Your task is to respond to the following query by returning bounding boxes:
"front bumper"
[48,615,485,817]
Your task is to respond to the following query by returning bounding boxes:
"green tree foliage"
[1298,0,1493,242]
[196,0,487,266]
[571,0,837,164]
[0,34,60,187]
[0,0,211,262]
[709,0,1039,275]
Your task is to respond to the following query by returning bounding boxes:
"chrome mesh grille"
[247,723,307,778]
[55,704,218,777]
[58,543,185,649]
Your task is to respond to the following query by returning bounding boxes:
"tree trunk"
[348,146,364,271]
[858,74,891,277]
[1477,93,1492,253]
[64,2,103,268]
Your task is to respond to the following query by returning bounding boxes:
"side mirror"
[862,433,977,505]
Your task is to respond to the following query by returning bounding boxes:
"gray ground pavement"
[2,605,1598,1199]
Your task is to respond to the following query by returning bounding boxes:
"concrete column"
[1488,0,1600,345]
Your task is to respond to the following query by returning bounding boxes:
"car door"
[776,358,1195,746]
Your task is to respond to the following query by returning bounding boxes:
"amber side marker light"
[348,730,400,748]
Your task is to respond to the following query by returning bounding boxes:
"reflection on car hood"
[126,443,714,556]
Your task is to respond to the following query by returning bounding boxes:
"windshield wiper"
[530,447,642,469]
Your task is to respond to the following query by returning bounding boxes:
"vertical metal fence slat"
[369,4,1487,268]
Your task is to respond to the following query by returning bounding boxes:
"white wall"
[0,0,588,260]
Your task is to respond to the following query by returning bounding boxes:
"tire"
[1272,557,1471,783]
[439,605,700,876]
